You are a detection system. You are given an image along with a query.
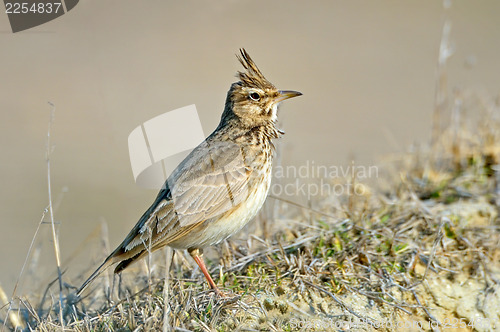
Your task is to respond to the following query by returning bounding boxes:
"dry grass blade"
[303,280,373,323]
[45,102,65,329]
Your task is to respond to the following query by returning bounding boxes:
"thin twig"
[412,289,439,323]
[409,219,444,290]
[431,0,454,152]
[303,280,374,324]
[342,284,413,315]
[0,285,23,330]
[163,247,173,332]
[225,235,318,273]
[2,207,48,332]
[46,102,65,329]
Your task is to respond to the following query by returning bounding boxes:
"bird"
[77,49,302,297]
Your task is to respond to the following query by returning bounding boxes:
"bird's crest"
[236,48,275,90]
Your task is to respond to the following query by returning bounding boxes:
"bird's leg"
[188,248,224,296]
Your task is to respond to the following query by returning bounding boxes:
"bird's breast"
[207,166,272,244]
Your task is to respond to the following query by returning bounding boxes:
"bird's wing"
[169,140,251,227]
[118,140,252,253]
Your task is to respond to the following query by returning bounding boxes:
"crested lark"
[77,49,301,296]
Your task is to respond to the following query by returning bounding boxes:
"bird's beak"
[276,90,302,102]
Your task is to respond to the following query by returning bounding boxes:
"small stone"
[276,286,286,296]
[263,298,275,311]
[276,300,288,314]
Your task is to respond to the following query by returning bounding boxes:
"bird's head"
[223,49,302,129]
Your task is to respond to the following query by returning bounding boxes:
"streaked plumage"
[77,49,301,296]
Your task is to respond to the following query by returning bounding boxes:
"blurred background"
[1,0,499,295]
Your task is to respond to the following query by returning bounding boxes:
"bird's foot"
[212,288,240,303]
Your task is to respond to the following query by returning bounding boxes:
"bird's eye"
[249,92,261,101]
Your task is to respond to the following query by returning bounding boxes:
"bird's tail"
[76,258,114,297]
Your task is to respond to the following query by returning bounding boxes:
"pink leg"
[189,248,224,296]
